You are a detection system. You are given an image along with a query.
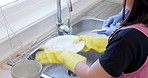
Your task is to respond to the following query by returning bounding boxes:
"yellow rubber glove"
[36,45,62,64]
[36,45,86,72]
[73,35,108,53]
[55,50,86,72]
[35,51,61,64]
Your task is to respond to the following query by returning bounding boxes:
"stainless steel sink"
[29,18,104,78]
[72,18,106,37]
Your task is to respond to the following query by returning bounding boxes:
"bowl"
[11,60,42,78]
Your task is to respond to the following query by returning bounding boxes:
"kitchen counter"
[0,59,12,78]
[83,0,122,19]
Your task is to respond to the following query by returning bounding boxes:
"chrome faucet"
[56,0,73,35]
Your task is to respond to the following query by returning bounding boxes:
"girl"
[36,0,148,78]
[74,0,148,77]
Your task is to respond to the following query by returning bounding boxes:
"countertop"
[0,59,12,78]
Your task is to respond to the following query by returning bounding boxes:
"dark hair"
[122,0,148,26]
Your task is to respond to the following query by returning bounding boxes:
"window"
[0,0,76,61]
[0,0,17,6]
[0,0,57,42]
[0,0,58,61]
[0,0,70,42]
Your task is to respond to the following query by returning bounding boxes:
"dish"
[45,35,85,53]
[91,29,107,33]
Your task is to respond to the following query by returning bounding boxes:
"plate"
[45,35,85,53]
[91,29,107,33]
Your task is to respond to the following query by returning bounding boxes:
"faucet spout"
[66,0,73,12]
[57,0,63,25]
[66,0,73,35]
[56,0,73,35]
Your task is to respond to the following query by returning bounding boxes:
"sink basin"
[29,18,104,78]
[72,18,106,37]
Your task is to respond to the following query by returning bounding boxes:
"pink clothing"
[121,23,148,37]
[112,23,148,78]
[119,24,148,78]
[119,57,148,78]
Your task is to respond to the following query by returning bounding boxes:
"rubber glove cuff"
[56,51,86,72]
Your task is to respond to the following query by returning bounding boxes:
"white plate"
[91,29,107,33]
[45,35,85,53]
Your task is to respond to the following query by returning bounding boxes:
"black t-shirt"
[99,28,148,77]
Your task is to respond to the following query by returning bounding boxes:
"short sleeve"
[99,30,134,77]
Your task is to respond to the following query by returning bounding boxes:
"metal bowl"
[11,60,42,78]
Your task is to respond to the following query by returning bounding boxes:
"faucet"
[56,0,73,35]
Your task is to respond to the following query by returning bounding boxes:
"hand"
[98,7,130,36]
[36,45,86,72]
[36,45,62,64]
[73,35,108,53]
[103,14,122,28]
[98,14,120,36]
[103,7,129,28]
[56,50,86,72]
[97,26,118,36]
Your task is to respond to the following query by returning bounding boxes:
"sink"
[28,18,104,78]
[72,18,106,37]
